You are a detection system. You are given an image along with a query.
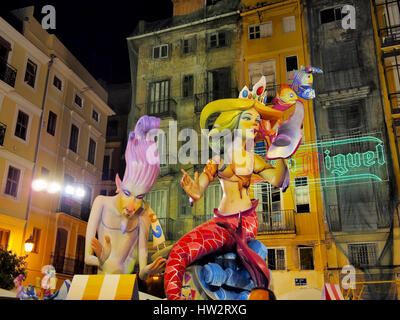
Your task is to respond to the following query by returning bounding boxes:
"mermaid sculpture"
[85,115,166,280]
[164,77,304,300]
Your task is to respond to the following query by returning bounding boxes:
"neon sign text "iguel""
[259,135,389,186]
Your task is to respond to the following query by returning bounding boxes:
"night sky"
[1,0,173,84]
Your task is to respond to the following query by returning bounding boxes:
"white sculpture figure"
[85,115,166,280]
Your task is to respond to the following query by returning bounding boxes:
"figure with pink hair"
[85,115,166,280]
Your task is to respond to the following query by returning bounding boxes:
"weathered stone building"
[127,0,241,245]
[304,0,398,299]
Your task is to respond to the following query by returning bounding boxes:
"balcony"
[0,122,6,146]
[0,60,17,87]
[50,253,97,275]
[194,88,238,113]
[258,210,296,234]
[142,98,177,119]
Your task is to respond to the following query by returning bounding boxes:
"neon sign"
[257,134,389,187]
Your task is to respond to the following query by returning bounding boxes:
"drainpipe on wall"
[21,54,56,255]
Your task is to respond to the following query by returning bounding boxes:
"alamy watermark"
[41,5,56,30]
[342,5,356,30]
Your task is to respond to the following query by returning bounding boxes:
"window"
[208,31,228,48]
[286,55,298,84]
[320,7,345,24]
[32,227,41,254]
[248,59,276,101]
[153,44,169,59]
[145,190,168,218]
[102,155,110,180]
[348,243,377,267]
[248,22,272,40]
[299,246,314,270]
[69,124,79,153]
[14,110,29,140]
[5,166,20,197]
[205,183,222,214]
[107,120,118,137]
[24,59,37,88]
[53,75,62,91]
[182,75,194,98]
[74,94,83,108]
[282,16,296,33]
[294,177,310,213]
[88,138,96,165]
[182,38,196,55]
[41,167,50,177]
[46,111,57,136]
[267,248,286,270]
[149,80,170,115]
[327,103,362,136]
[92,109,99,122]
[0,228,10,250]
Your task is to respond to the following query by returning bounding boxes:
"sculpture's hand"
[181,169,201,202]
[140,256,166,280]
[91,236,111,265]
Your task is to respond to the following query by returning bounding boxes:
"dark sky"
[1,0,173,84]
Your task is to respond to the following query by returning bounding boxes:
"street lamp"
[31,179,85,199]
[24,235,34,253]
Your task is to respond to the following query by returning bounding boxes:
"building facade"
[127,0,242,249]
[0,7,114,288]
[240,0,327,299]
[304,0,399,299]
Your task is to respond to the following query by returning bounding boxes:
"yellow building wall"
[241,0,327,298]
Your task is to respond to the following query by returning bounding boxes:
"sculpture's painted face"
[237,108,260,141]
[116,182,146,218]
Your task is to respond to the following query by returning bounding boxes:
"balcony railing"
[0,60,17,87]
[258,210,296,234]
[194,88,238,113]
[373,0,400,47]
[142,98,177,119]
[50,253,97,275]
[0,122,6,146]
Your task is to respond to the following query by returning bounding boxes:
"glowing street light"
[24,235,34,253]
[31,179,48,192]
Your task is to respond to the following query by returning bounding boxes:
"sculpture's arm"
[84,196,104,266]
[254,154,288,188]
[181,155,221,202]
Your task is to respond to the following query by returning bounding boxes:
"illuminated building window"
[0,228,10,250]
[294,177,310,213]
[153,44,169,59]
[248,22,272,40]
[47,110,57,136]
[32,227,41,254]
[24,59,37,88]
[282,16,296,33]
[267,248,286,270]
[348,243,377,267]
[4,165,21,198]
[14,110,29,141]
[299,246,314,270]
